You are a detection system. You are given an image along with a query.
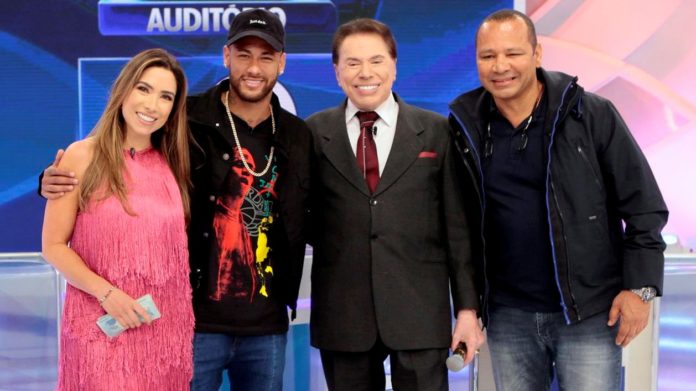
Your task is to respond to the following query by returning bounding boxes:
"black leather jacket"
[186,81,312,321]
[448,68,668,324]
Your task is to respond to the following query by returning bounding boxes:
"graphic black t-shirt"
[197,111,288,335]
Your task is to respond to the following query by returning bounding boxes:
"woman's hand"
[99,288,152,329]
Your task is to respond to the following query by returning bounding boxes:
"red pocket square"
[418,151,438,158]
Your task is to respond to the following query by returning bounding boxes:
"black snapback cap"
[225,9,285,52]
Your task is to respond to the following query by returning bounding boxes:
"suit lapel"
[375,98,424,195]
[319,105,371,195]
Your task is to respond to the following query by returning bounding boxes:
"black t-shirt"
[196,111,288,335]
[482,93,562,312]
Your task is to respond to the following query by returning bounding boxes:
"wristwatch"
[630,286,657,302]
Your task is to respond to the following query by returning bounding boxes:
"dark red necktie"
[356,111,380,193]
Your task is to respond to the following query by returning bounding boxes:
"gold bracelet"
[98,288,114,305]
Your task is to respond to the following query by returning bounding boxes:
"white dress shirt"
[345,93,399,176]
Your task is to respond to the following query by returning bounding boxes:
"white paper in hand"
[96,294,161,337]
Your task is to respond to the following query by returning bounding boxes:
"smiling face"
[121,66,176,143]
[334,32,396,111]
[476,16,541,106]
[224,36,286,104]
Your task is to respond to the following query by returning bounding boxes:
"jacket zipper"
[576,145,602,191]
[450,111,490,324]
[550,181,579,320]
[545,81,579,324]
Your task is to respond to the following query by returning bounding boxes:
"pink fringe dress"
[57,148,194,390]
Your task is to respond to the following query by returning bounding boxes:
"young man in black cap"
[185,8,312,390]
[40,9,312,391]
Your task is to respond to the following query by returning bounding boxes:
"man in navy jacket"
[448,9,668,391]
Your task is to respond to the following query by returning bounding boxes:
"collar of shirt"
[344,93,399,176]
[345,92,398,128]
[486,87,547,132]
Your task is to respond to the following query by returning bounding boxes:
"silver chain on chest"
[223,91,276,177]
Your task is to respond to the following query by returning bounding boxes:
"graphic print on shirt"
[211,147,278,302]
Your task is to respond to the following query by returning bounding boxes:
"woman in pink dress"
[41,48,194,390]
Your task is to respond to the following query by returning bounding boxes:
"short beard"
[228,75,277,103]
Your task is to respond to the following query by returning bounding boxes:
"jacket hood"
[449,68,583,129]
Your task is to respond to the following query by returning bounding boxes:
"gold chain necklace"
[223,91,276,177]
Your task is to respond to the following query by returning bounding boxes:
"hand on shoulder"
[41,138,96,200]
[59,137,96,178]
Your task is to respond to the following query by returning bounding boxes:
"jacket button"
[209,195,216,202]
[222,153,230,161]
[371,234,378,240]
[463,147,470,153]
[203,232,209,238]
[370,199,378,206]
[215,123,220,127]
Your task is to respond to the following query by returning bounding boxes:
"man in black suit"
[307,18,484,391]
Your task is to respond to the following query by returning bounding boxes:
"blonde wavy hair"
[79,48,191,221]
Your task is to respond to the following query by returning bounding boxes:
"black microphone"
[445,342,467,372]
[372,126,378,136]
[129,147,136,159]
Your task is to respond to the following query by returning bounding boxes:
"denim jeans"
[191,332,287,391]
[487,305,621,391]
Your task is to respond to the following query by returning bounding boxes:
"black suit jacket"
[307,94,479,352]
